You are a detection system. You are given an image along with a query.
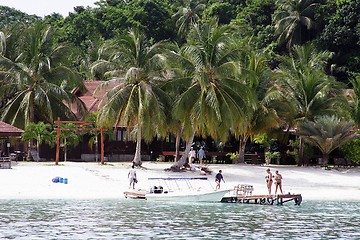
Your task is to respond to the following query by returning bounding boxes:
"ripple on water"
[0,200,359,239]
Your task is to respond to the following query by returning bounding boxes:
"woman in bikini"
[265,168,273,195]
[274,170,283,195]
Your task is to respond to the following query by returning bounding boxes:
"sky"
[0,0,98,17]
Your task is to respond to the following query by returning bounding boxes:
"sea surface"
[0,199,359,239]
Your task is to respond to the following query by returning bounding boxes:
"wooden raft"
[221,184,302,205]
[221,193,302,205]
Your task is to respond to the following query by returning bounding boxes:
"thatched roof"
[0,121,23,137]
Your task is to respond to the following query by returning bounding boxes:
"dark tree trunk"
[322,153,329,166]
[172,132,195,169]
[238,135,248,164]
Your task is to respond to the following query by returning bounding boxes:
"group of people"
[188,147,206,165]
[215,168,283,195]
[265,168,283,195]
[128,162,283,195]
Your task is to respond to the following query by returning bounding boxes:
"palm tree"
[0,23,86,129]
[297,115,356,166]
[166,20,255,168]
[273,0,320,50]
[233,48,281,163]
[21,121,54,160]
[96,29,171,166]
[57,123,81,162]
[274,44,345,122]
[348,75,360,128]
[173,0,206,40]
[274,43,346,164]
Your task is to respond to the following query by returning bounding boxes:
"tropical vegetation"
[1,0,360,166]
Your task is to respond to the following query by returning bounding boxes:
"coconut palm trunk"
[238,135,248,164]
[173,131,195,169]
[133,126,142,166]
[175,132,181,161]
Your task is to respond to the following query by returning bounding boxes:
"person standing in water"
[265,168,273,195]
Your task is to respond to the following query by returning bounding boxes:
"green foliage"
[61,8,103,50]
[318,0,360,74]
[286,139,314,163]
[0,6,40,28]
[273,0,321,50]
[253,133,270,146]
[22,122,54,148]
[297,115,356,160]
[231,0,276,49]
[340,138,360,163]
[56,123,81,148]
[202,2,236,24]
[226,152,239,163]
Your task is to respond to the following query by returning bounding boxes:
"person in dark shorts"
[265,168,273,195]
[274,170,283,195]
[215,170,225,190]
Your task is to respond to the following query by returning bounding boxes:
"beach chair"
[333,158,347,168]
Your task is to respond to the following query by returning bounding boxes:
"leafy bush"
[340,138,360,163]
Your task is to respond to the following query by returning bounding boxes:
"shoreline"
[0,161,359,201]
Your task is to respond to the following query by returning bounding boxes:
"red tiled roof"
[0,121,23,136]
[72,80,117,119]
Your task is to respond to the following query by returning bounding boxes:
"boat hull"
[145,189,229,202]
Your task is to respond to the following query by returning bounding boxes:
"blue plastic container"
[63,178,68,184]
[52,177,59,183]
[59,177,63,183]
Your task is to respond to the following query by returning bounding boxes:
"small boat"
[124,177,229,202]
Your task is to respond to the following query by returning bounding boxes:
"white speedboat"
[144,177,229,202]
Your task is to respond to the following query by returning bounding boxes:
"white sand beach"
[0,161,359,201]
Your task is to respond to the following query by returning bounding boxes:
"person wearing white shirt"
[128,165,137,189]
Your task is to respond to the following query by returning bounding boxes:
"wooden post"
[55,117,61,165]
[100,128,104,165]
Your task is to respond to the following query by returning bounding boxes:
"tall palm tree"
[274,43,346,164]
[233,48,281,163]
[273,0,320,50]
[297,115,356,166]
[274,44,344,123]
[96,29,171,166]
[173,0,206,40]
[166,20,255,168]
[0,23,86,129]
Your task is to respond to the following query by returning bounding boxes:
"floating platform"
[221,184,302,205]
[221,193,302,205]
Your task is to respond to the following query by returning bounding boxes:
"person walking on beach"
[215,170,225,190]
[198,147,206,165]
[128,165,137,189]
[274,170,283,195]
[265,168,273,195]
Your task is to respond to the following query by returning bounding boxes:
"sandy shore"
[0,161,359,201]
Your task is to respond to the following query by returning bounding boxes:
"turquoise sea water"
[0,199,359,239]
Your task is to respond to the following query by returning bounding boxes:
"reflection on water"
[0,199,359,239]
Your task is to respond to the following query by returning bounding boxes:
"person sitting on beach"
[128,165,137,189]
[265,168,273,195]
[215,170,225,190]
[274,170,283,195]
